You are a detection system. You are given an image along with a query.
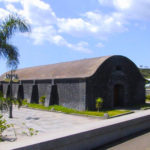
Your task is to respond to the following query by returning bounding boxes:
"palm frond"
[0,13,30,69]
[1,14,31,40]
[0,43,19,69]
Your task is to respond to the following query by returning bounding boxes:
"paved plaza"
[1,106,101,142]
[1,106,150,150]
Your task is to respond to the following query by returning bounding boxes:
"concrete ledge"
[2,110,150,150]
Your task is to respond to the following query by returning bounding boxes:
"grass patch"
[23,103,131,117]
[146,99,150,102]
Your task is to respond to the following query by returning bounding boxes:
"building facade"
[0,55,145,110]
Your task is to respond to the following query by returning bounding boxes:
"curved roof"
[0,56,111,81]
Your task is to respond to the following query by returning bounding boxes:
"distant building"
[0,55,145,110]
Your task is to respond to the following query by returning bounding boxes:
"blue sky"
[0,0,150,75]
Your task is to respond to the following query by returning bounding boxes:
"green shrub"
[22,122,38,136]
[39,96,46,105]
[96,97,103,111]
[22,99,28,105]
[146,95,150,100]
[0,114,10,141]
[0,91,3,98]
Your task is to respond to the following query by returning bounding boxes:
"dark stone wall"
[31,84,39,103]
[50,85,59,105]
[18,79,86,110]
[55,79,86,111]
[23,83,34,103]
[6,79,86,110]
[0,83,3,93]
[45,85,52,107]
[86,56,145,110]
[12,83,19,99]
[37,83,52,106]
[1,56,144,111]
[38,84,49,98]
[18,85,24,99]
[2,83,9,98]
[2,82,21,99]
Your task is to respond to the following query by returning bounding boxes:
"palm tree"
[0,14,30,118]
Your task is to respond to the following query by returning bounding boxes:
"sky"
[0,0,150,75]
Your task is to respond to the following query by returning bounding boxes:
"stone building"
[0,55,145,110]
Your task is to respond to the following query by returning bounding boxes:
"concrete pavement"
[1,106,150,150]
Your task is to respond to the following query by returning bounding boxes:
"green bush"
[146,95,150,100]
[140,69,150,78]
[22,122,38,136]
[39,96,46,105]
[0,114,10,141]
[96,97,103,111]
[22,99,28,104]
[24,103,130,117]
[0,91,3,98]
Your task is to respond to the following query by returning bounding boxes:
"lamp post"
[5,70,18,118]
[9,70,13,118]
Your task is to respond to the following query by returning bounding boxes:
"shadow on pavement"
[93,128,150,150]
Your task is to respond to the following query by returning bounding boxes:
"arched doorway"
[113,84,124,107]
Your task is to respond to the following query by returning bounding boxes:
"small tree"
[0,14,30,118]
[0,114,11,141]
[96,97,103,112]
[39,96,46,105]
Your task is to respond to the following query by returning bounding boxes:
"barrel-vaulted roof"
[0,56,111,81]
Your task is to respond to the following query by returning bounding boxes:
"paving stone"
[2,106,101,141]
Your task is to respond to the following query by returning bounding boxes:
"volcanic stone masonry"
[0,55,145,111]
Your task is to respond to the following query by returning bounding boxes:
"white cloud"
[96,42,104,48]
[66,41,91,53]
[6,4,17,12]
[1,0,126,53]
[57,18,99,36]
[0,8,9,18]
[29,26,56,45]
[98,0,132,10]
[0,0,20,2]
[113,0,132,10]
[98,0,113,7]
[19,0,57,25]
[85,11,127,37]
[29,25,91,53]
[0,0,92,53]
[0,0,127,53]
[98,0,150,21]
[1,0,149,53]
[57,11,127,39]
[50,36,91,53]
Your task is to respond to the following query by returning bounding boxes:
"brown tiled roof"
[0,56,111,81]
